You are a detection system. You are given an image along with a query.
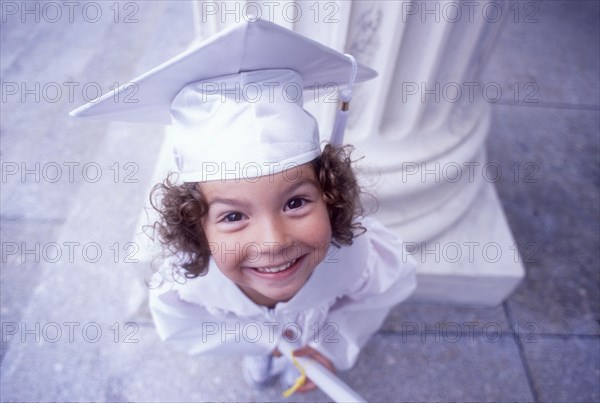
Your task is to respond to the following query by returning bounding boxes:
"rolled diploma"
[277,338,367,403]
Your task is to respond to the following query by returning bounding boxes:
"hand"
[275,345,335,393]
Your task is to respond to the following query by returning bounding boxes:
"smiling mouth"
[251,257,299,274]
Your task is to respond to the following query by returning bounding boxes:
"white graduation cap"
[70,18,377,182]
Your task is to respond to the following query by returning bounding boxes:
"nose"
[256,216,291,255]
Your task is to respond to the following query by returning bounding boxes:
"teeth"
[255,260,294,273]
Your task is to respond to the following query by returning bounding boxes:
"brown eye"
[285,198,305,210]
[223,212,244,222]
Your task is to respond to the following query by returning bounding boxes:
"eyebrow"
[285,178,320,195]
[207,197,251,208]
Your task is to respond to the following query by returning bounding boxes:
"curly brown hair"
[148,144,365,279]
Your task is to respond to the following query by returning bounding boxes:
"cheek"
[305,219,332,267]
[203,226,236,271]
[204,226,262,274]
[315,218,333,243]
[299,205,333,246]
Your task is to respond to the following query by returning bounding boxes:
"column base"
[390,181,524,306]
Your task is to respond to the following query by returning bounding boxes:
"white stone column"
[184,0,524,305]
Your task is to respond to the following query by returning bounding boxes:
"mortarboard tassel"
[329,54,358,146]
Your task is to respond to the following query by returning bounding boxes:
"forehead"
[198,162,319,198]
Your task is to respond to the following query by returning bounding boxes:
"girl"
[70,18,416,394]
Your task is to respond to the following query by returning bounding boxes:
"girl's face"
[200,163,332,307]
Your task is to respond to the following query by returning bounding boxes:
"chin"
[262,286,301,304]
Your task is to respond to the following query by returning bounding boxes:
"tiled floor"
[1,1,598,402]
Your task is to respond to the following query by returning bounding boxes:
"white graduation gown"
[148,216,416,370]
